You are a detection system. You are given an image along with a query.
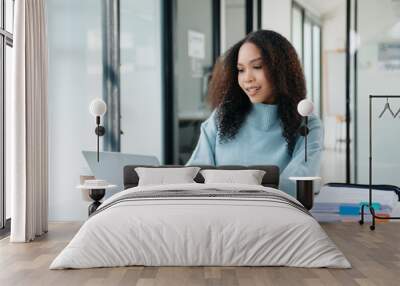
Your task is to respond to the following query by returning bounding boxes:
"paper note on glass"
[188,30,205,59]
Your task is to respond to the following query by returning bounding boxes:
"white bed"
[50,183,351,269]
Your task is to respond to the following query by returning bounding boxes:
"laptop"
[82,151,160,194]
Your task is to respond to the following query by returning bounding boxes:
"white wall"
[47,0,163,221]
[261,0,291,39]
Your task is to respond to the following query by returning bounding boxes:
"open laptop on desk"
[82,151,160,194]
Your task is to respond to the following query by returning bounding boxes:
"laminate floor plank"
[0,222,399,286]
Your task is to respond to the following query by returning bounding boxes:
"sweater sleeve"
[185,111,217,166]
[279,115,324,197]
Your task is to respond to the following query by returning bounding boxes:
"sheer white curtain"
[10,0,48,242]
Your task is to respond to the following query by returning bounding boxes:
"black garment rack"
[359,95,400,230]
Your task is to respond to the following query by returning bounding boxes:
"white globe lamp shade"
[297,99,314,117]
[89,98,107,117]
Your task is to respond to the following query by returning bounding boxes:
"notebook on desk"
[82,151,160,194]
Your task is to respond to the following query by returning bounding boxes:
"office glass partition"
[354,0,400,185]
[5,0,13,33]
[0,37,3,229]
[120,0,162,159]
[349,0,357,182]
[304,19,312,100]
[4,43,11,222]
[291,3,322,118]
[1,0,13,231]
[174,0,214,164]
[47,0,104,220]
[221,0,246,53]
[312,25,321,116]
[291,4,303,62]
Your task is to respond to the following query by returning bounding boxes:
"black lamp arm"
[298,116,309,162]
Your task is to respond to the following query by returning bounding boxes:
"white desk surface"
[76,185,117,190]
[289,177,321,181]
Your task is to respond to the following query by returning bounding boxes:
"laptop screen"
[82,151,160,194]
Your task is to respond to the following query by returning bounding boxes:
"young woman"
[187,30,323,196]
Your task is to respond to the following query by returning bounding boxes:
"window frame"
[0,0,13,235]
[291,1,322,118]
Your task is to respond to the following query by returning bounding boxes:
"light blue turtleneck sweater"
[186,103,323,197]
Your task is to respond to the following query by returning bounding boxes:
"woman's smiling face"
[237,42,275,104]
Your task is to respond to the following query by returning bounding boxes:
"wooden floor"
[0,222,399,286]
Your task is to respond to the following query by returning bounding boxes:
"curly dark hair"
[208,30,306,155]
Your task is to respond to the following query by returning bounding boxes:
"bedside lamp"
[297,99,314,162]
[89,98,107,162]
[290,99,319,210]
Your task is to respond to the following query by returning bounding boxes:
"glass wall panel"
[221,0,245,53]
[0,1,2,28]
[350,0,357,182]
[5,0,13,33]
[5,43,11,220]
[312,25,321,116]
[120,0,162,159]
[47,0,103,220]
[47,0,163,221]
[291,5,303,62]
[0,38,3,228]
[304,19,312,100]
[355,0,400,185]
[174,0,213,164]
[1,0,13,230]
[252,0,259,31]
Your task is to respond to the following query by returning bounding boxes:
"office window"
[304,19,312,100]
[221,0,246,53]
[291,2,321,117]
[312,25,321,115]
[5,0,13,32]
[1,0,14,231]
[291,4,303,62]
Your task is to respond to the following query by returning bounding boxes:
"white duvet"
[50,183,351,269]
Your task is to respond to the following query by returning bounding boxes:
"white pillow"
[135,167,201,186]
[200,169,266,185]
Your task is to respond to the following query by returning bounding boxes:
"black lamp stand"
[299,116,309,162]
[359,95,400,230]
[95,115,106,162]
